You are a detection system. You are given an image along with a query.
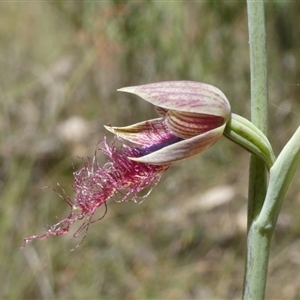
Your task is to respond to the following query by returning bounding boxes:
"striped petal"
[104,118,176,147]
[130,124,226,165]
[118,81,230,120]
[165,110,224,139]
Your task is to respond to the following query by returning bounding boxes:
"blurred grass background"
[1,1,300,299]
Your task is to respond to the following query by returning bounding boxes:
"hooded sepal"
[118,81,231,121]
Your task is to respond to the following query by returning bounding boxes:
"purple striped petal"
[165,111,224,139]
[118,81,230,120]
[104,118,178,147]
[129,124,226,165]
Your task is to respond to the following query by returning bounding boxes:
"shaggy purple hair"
[23,137,172,249]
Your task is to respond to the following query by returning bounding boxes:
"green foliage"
[1,2,300,299]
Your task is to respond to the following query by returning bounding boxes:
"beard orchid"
[23,81,231,248]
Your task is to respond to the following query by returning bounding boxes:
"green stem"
[243,1,269,299]
[244,126,300,299]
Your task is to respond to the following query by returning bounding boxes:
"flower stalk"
[224,113,275,170]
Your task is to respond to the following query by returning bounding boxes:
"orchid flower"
[23,81,274,248]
